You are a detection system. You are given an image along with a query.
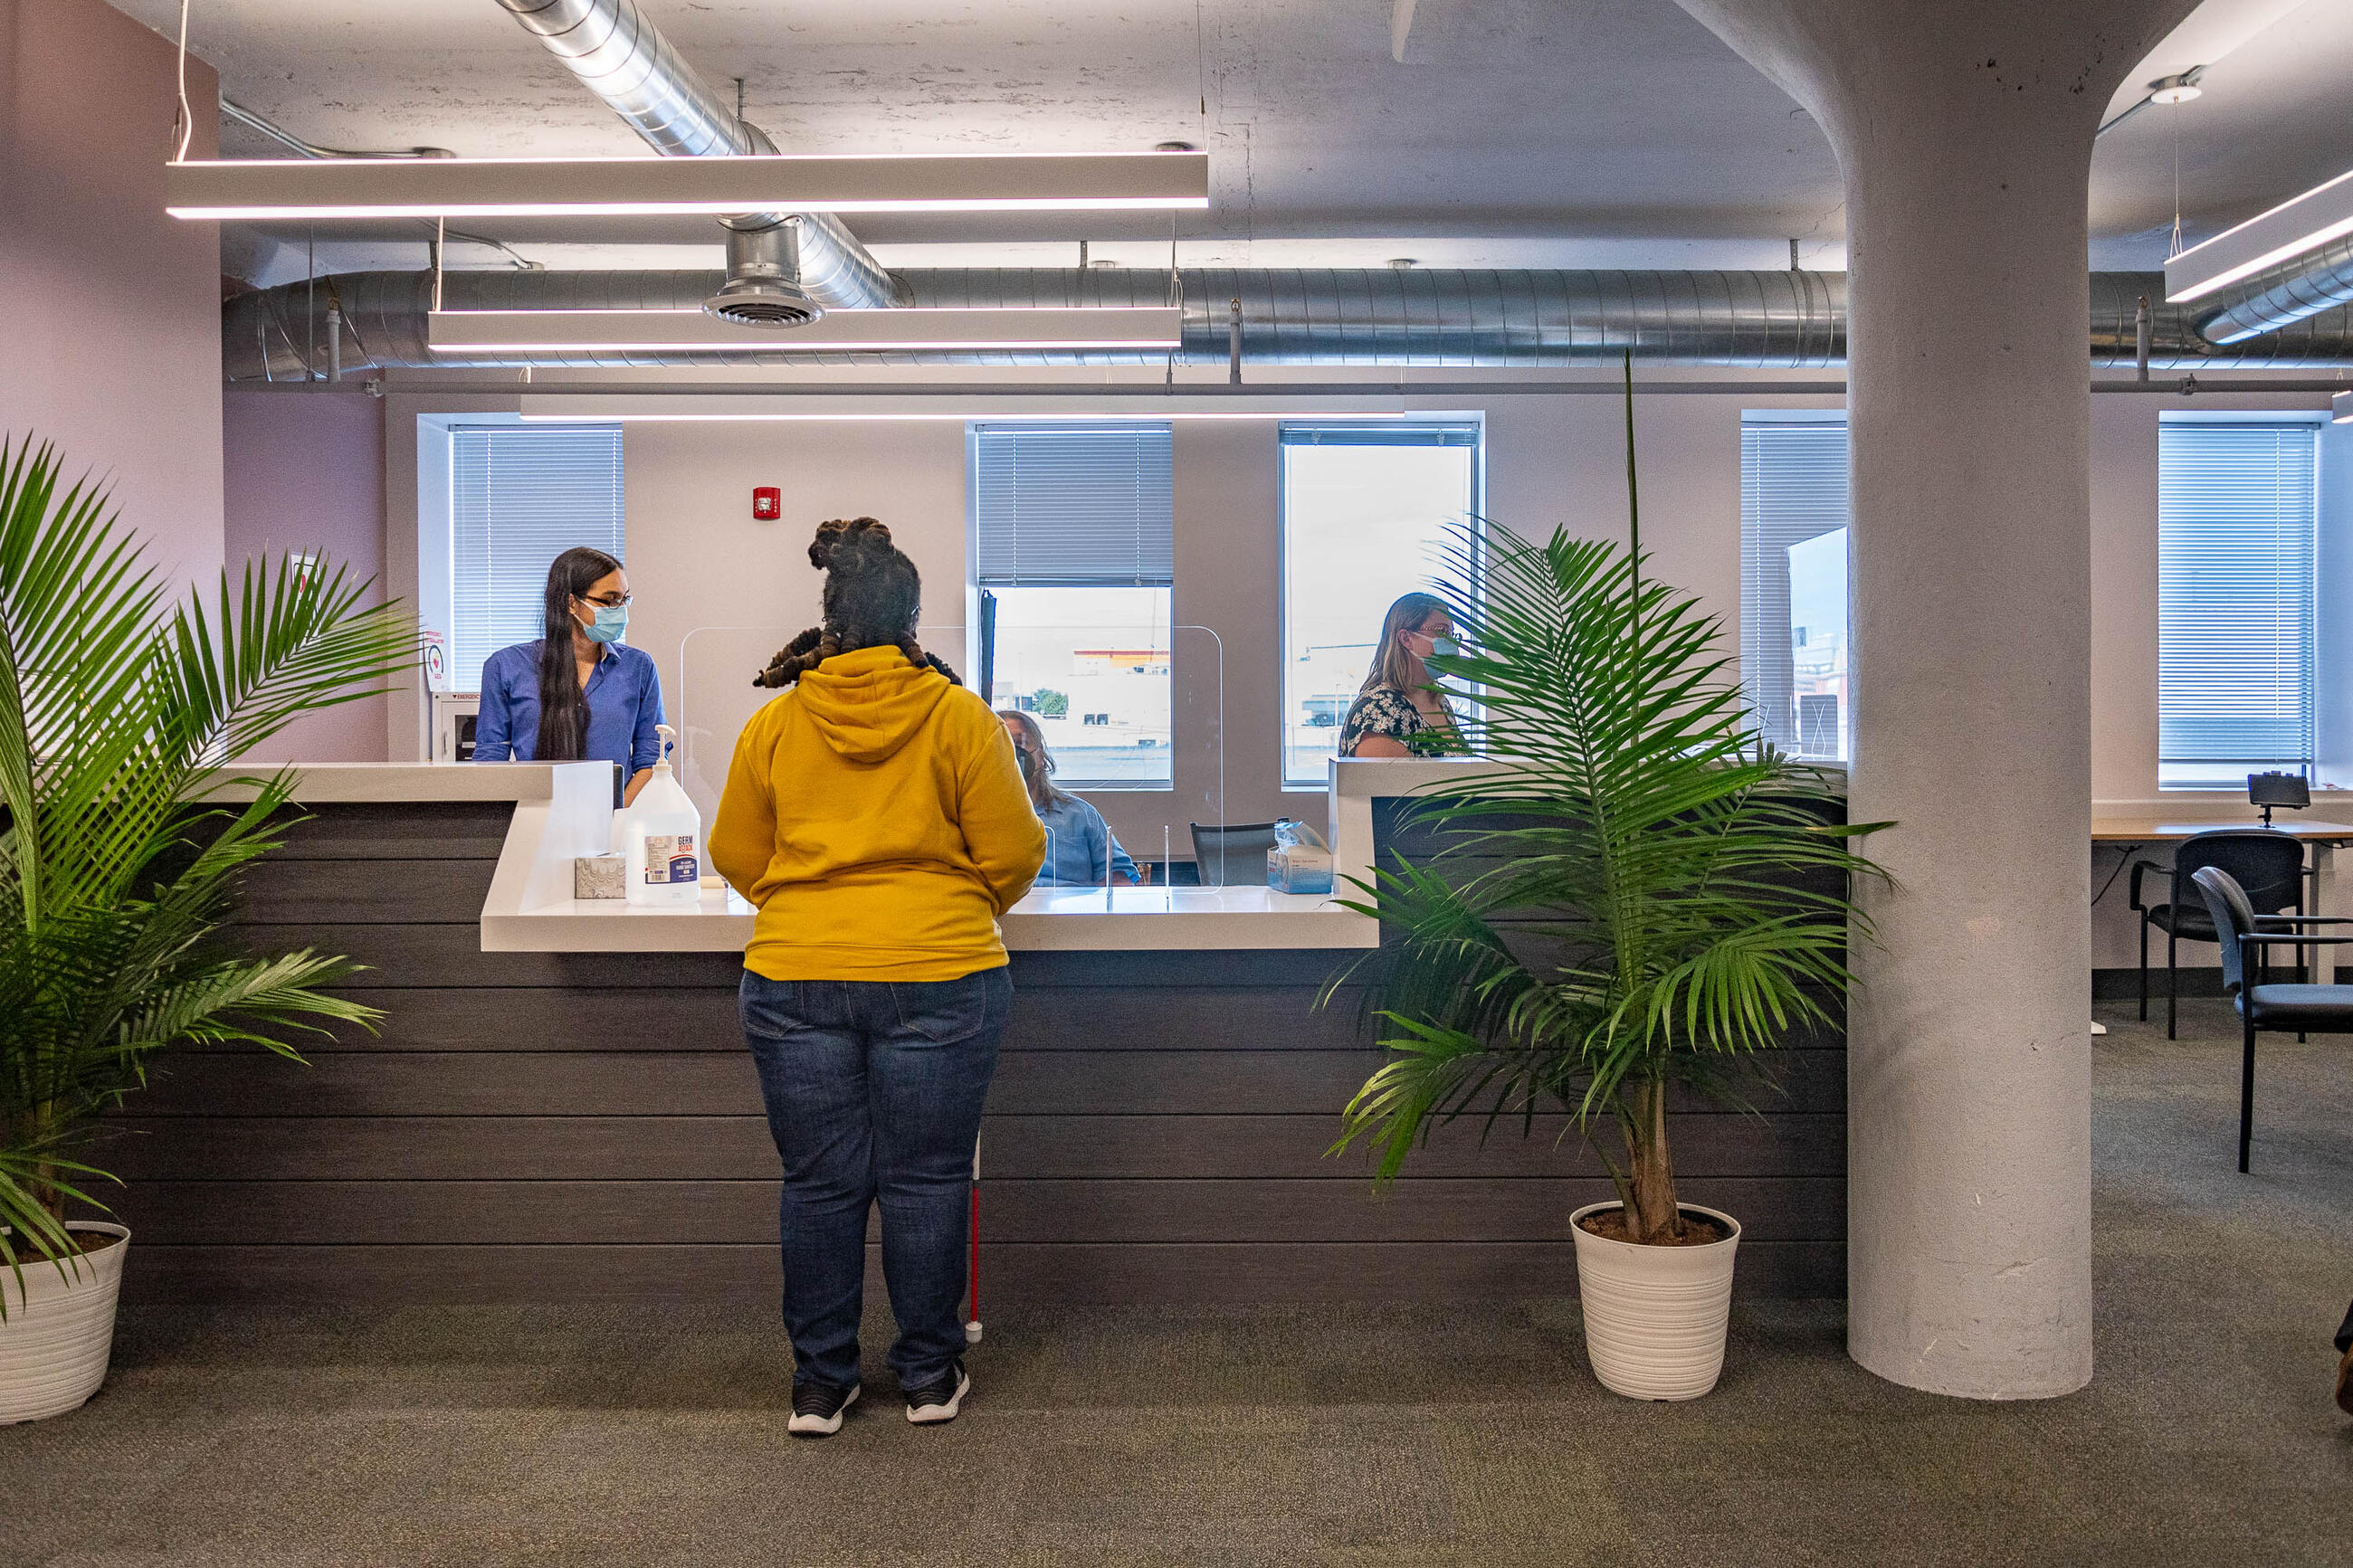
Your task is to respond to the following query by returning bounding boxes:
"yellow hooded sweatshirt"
[710,644,1047,982]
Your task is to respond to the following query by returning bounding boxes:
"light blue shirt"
[474,641,665,800]
[1035,795,1138,887]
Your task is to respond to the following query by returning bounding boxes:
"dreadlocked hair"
[752,517,964,689]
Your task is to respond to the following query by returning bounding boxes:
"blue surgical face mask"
[1427,635,1461,660]
[578,602,629,644]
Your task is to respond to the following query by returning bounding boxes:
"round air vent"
[702,277,824,329]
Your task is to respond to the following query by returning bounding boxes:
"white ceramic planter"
[1569,1202,1740,1401]
[0,1222,130,1424]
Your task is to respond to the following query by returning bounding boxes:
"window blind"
[451,424,625,690]
[972,423,1174,586]
[1278,424,1480,448]
[2158,420,2319,783]
[1739,420,1849,752]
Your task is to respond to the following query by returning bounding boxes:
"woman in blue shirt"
[998,709,1144,887]
[474,546,665,806]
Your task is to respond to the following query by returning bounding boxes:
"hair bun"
[809,517,894,571]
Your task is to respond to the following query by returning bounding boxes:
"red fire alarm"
[752,486,781,521]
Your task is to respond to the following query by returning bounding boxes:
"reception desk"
[107,762,1846,1307]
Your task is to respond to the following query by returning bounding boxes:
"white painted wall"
[379,380,2338,965]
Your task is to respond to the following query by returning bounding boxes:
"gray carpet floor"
[5,999,2352,1566]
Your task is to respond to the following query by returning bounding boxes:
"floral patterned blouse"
[1338,685,1461,757]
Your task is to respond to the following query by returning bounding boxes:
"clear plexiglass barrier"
[674,623,1224,888]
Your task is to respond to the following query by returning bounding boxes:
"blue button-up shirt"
[1034,795,1139,887]
[473,641,665,793]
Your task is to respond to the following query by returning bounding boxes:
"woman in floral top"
[1338,591,1462,758]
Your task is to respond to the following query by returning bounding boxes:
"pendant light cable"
[175,0,195,160]
[2167,100,2186,261]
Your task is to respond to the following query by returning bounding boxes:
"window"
[2158,419,2320,788]
[1740,416,1850,761]
[1279,424,1481,786]
[971,423,1174,787]
[450,423,624,690]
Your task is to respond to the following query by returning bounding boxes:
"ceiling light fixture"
[2146,71,2204,105]
[427,307,1184,356]
[2167,166,2353,304]
[165,150,1211,222]
[515,394,1413,423]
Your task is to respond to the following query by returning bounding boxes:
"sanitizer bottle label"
[642,834,699,885]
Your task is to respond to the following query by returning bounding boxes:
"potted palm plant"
[1331,510,1883,1401]
[0,438,414,1423]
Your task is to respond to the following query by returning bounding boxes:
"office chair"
[2129,830,2305,1040]
[2190,866,2353,1173]
[1188,822,1280,887]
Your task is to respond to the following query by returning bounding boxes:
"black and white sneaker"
[902,1361,970,1425]
[788,1380,860,1438]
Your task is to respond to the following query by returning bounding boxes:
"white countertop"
[481,882,1377,953]
[200,761,591,803]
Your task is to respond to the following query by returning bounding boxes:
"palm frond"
[0,436,416,1261]
[1330,514,1887,1221]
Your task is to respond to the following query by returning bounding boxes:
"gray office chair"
[1189,822,1279,887]
[2130,830,2305,1039]
[2190,866,2353,1173]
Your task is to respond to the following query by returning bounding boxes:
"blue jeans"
[738,966,1009,1391]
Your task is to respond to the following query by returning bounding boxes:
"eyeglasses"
[576,591,634,608]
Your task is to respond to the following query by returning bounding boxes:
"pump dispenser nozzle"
[654,723,677,773]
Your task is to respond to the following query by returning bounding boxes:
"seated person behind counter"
[999,708,1145,886]
[1338,591,1462,759]
[473,546,664,806]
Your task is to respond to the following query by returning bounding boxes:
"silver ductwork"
[221,268,2353,381]
[491,0,900,314]
[2196,233,2353,346]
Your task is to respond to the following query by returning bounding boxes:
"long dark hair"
[534,546,623,759]
[753,518,962,689]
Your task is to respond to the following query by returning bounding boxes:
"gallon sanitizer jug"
[622,724,701,908]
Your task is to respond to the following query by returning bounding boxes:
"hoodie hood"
[793,644,953,765]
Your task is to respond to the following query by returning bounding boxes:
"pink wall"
[223,389,393,763]
[0,0,224,586]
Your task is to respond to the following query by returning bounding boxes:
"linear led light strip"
[165,150,1209,221]
[517,411,1411,423]
[2165,166,2353,305]
[428,308,1184,355]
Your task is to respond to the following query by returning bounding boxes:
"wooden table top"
[2090,818,2353,841]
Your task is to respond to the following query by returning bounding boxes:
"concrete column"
[1669,0,2197,1398]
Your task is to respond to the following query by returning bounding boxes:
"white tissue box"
[574,854,626,900]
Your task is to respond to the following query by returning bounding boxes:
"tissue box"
[1267,841,1334,896]
[574,854,626,900]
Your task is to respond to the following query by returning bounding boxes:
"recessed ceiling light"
[2147,73,2203,105]
[165,151,1211,222]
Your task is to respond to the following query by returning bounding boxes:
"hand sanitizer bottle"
[622,724,701,908]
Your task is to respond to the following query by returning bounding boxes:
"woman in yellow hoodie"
[712,518,1045,1438]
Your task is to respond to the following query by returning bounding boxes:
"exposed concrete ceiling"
[109,0,2353,286]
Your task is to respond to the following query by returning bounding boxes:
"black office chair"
[1189,822,1280,887]
[2129,830,2306,1039]
[2190,866,2353,1173]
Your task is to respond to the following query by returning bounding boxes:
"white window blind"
[2158,420,2319,786]
[973,423,1174,586]
[1740,419,1851,757]
[450,424,624,691]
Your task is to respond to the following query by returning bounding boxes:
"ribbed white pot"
[1569,1202,1740,1402]
[0,1222,130,1424]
